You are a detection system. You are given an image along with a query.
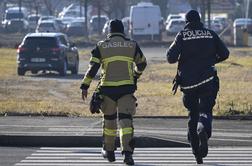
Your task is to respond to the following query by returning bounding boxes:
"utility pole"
[19,0,22,13]
[19,0,22,20]
[79,0,82,17]
[84,0,89,39]
[200,0,206,25]
[207,0,211,29]
[97,1,101,35]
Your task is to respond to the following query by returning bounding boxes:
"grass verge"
[0,47,252,116]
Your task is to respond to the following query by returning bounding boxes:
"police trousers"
[182,76,219,156]
[101,94,136,154]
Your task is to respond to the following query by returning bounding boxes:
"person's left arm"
[134,43,147,78]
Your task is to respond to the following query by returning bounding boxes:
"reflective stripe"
[128,62,134,81]
[102,80,134,86]
[102,56,133,64]
[104,128,117,136]
[82,76,92,85]
[181,76,214,90]
[90,57,100,63]
[120,127,133,136]
[100,56,134,86]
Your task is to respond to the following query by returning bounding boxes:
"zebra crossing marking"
[15,147,252,166]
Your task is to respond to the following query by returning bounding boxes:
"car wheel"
[71,58,79,75]
[17,67,25,76]
[59,60,67,76]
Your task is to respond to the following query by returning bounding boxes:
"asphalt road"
[0,116,252,147]
[0,147,36,166]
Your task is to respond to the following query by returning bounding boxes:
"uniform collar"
[107,33,125,38]
[184,21,204,30]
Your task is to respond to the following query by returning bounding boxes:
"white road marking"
[15,147,252,166]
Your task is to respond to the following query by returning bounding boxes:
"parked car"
[89,15,109,34]
[2,7,29,33]
[166,18,185,35]
[55,18,67,32]
[205,20,224,33]
[213,16,228,28]
[5,19,29,32]
[37,16,56,24]
[129,2,163,40]
[35,20,60,33]
[17,33,79,76]
[28,14,40,31]
[165,14,182,25]
[65,20,86,36]
[233,18,252,34]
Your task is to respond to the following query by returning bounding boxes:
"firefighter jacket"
[166,21,229,88]
[81,33,147,96]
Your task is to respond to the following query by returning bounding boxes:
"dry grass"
[0,47,252,116]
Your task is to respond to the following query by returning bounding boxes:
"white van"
[130,2,162,40]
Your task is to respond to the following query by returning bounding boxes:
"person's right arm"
[166,32,183,64]
[80,45,101,101]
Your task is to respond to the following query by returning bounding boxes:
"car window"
[39,23,54,28]
[23,37,58,48]
[6,12,24,19]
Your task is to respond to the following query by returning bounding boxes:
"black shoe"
[198,130,208,158]
[123,152,134,165]
[195,156,203,164]
[101,149,115,162]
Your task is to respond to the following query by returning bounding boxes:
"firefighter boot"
[123,151,134,165]
[101,149,115,162]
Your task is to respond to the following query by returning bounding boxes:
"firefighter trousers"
[101,94,136,154]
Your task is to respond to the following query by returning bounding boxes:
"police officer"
[166,10,229,164]
[80,19,147,165]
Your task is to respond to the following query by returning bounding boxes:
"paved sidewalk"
[0,116,252,147]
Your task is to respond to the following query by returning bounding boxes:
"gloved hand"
[89,92,102,114]
[81,89,88,101]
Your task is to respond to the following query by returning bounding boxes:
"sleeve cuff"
[80,84,89,90]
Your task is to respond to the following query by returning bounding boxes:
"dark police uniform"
[80,19,147,165]
[166,10,229,164]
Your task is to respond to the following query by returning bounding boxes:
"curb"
[0,135,190,147]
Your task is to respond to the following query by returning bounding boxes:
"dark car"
[65,21,86,36]
[6,19,29,32]
[17,33,79,76]
[89,15,109,34]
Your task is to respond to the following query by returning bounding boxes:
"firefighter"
[166,10,229,164]
[80,19,147,165]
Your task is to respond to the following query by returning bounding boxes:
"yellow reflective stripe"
[128,62,133,81]
[120,127,133,136]
[82,76,92,85]
[104,128,117,136]
[101,80,134,86]
[90,57,100,63]
[102,56,133,64]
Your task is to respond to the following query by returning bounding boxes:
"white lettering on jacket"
[182,30,213,41]
[101,42,133,48]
